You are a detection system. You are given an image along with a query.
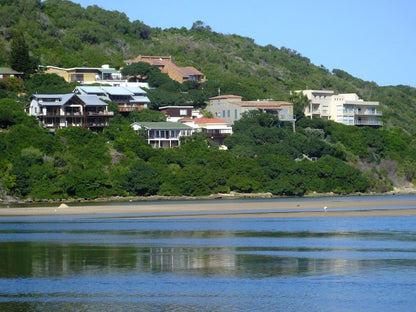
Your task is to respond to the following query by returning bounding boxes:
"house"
[131,122,193,148]
[74,86,150,114]
[159,106,194,122]
[0,67,24,80]
[180,117,233,145]
[125,55,206,83]
[44,65,122,84]
[26,94,113,130]
[207,95,295,125]
[296,90,383,126]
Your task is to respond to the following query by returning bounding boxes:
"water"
[1,198,416,311]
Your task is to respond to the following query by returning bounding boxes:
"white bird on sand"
[323,206,327,212]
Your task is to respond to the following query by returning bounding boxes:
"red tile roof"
[194,117,229,124]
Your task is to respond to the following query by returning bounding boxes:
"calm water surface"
[1,197,416,311]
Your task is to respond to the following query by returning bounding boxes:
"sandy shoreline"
[1,197,416,218]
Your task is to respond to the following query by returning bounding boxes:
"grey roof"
[77,95,107,106]
[131,96,150,103]
[75,86,147,96]
[31,94,106,106]
[133,122,192,130]
[31,94,73,106]
[75,86,107,95]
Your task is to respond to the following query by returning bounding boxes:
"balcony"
[86,111,114,116]
[203,129,232,138]
[354,110,383,116]
[355,119,383,126]
[118,106,144,112]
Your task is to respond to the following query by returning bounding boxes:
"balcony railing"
[355,119,383,126]
[86,111,114,116]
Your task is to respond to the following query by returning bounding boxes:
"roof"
[209,95,243,100]
[46,65,118,73]
[98,68,119,74]
[131,96,150,103]
[194,117,228,125]
[166,63,204,77]
[0,67,24,75]
[229,100,293,109]
[75,86,147,96]
[132,122,192,130]
[159,106,194,110]
[30,93,107,106]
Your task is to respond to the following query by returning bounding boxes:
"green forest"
[1,0,416,201]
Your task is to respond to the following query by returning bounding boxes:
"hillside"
[1,0,416,201]
[1,0,416,133]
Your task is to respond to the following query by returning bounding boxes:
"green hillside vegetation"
[1,0,416,200]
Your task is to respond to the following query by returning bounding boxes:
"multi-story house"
[44,65,122,84]
[74,86,150,114]
[131,122,193,148]
[159,106,194,122]
[180,117,233,145]
[125,55,206,84]
[207,95,295,125]
[26,94,113,130]
[297,90,383,126]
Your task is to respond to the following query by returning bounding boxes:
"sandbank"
[1,198,416,218]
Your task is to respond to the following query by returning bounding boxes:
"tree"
[121,62,152,79]
[24,73,76,94]
[8,31,35,75]
[124,161,160,196]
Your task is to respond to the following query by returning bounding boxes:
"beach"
[1,197,416,218]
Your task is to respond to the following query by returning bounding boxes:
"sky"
[71,0,416,87]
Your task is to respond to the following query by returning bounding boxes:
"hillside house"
[74,86,150,114]
[0,67,24,80]
[26,94,113,130]
[125,55,206,83]
[131,122,193,148]
[207,95,295,125]
[296,90,383,126]
[159,106,194,122]
[180,117,233,145]
[44,65,122,84]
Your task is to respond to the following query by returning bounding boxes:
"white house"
[297,90,383,126]
[180,117,233,145]
[131,122,193,148]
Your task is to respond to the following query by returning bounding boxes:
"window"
[227,110,230,117]
[180,109,187,116]
[234,109,238,119]
[222,110,225,117]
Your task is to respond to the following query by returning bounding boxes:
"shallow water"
[1,199,416,311]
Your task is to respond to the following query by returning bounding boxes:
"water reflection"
[1,216,416,311]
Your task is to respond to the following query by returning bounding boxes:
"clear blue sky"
[71,0,416,87]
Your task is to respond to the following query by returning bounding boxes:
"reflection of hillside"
[149,247,236,272]
[1,242,238,277]
[3,241,373,279]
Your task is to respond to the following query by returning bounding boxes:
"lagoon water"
[1,198,416,311]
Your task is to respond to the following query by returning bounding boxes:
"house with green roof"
[0,67,24,80]
[131,122,193,148]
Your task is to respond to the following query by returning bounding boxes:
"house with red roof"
[207,95,295,126]
[125,55,206,84]
[180,117,232,145]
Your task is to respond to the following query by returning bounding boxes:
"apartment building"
[297,90,383,126]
